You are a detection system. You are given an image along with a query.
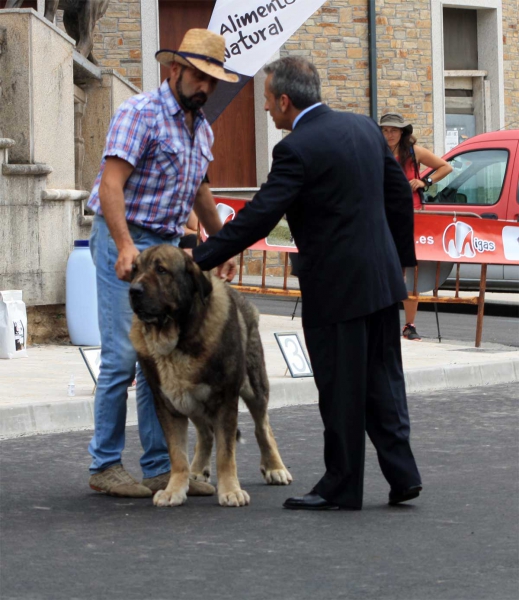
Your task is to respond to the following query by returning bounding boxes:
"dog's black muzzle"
[129,282,145,310]
[129,282,144,300]
[129,282,154,321]
[129,283,172,326]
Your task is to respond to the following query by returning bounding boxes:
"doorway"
[158,0,257,188]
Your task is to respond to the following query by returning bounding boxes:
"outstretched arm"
[193,142,304,271]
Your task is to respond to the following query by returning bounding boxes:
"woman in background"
[380,112,452,341]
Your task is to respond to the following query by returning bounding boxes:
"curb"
[404,358,519,392]
[1,359,518,439]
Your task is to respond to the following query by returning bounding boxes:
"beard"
[176,71,208,111]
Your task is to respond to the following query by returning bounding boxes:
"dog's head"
[129,245,212,329]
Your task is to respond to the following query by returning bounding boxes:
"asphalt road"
[248,295,519,347]
[1,384,517,600]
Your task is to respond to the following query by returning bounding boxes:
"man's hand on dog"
[117,243,140,281]
[181,249,237,282]
[215,257,237,282]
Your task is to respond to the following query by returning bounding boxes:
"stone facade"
[239,250,290,278]
[0,11,139,310]
[283,0,517,148]
[0,10,76,189]
[285,1,433,150]
[503,0,519,129]
[57,0,143,89]
[375,0,433,145]
[283,2,371,115]
[56,0,516,143]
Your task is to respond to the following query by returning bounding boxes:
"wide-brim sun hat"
[155,29,240,84]
[379,112,413,136]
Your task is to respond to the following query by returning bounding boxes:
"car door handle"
[481,213,498,219]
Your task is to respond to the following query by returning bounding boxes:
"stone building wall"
[54,1,513,137]
[239,250,290,278]
[502,0,519,129]
[282,1,370,115]
[375,0,433,147]
[282,0,434,149]
[57,0,143,90]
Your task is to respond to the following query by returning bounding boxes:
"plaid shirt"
[87,79,214,238]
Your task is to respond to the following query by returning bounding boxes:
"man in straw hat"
[192,56,422,511]
[86,29,238,498]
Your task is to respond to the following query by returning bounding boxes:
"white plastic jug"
[66,240,101,346]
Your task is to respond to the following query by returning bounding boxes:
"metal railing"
[231,252,489,348]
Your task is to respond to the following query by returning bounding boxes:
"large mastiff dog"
[129,245,292,507]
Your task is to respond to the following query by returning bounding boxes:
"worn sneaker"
[142,471,216,496]
[402,323,422,341]
[89,464,152,498]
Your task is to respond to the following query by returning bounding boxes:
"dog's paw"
[190,468,211,483]
[261,466,293,485]
[218,489,251,507]
[153,489,187,507]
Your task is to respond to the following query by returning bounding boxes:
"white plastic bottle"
[66,240,101,346]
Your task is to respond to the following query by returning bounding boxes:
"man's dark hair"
[264,57,321,110]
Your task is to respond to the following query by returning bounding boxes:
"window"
[424,149,508,206]
[443,8,478,70]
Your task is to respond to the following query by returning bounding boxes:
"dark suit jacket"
[193,105,416,328]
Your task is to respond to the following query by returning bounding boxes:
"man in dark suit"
[192,56,422,510]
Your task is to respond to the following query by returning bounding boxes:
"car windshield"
[424,149,509,206]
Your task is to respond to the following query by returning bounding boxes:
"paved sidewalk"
[1,307,518,438]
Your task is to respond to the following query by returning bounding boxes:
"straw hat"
[155,29,240,84]
[379,112,413,136]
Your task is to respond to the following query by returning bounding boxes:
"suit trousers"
[304,303,422,509]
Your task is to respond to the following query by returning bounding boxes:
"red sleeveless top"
[399,152,422,210]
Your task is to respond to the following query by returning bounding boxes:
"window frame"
[424,147,510,207]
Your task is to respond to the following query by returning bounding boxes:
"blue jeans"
[88,216,179,477]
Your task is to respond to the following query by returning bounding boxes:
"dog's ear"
[185,257,213,303]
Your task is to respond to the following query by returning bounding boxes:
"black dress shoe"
[388,485,422,506]
[283,491,339,510]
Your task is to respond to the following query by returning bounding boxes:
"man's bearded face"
[176,67,209,111]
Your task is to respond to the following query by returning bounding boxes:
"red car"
[420,129,519,291]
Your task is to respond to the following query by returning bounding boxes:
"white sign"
[80,347,137,388]
[274,332,313,378]
[79,346,102,383]
[209,0,328,77]
[502,226,519,261]
[445,129,459,153]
